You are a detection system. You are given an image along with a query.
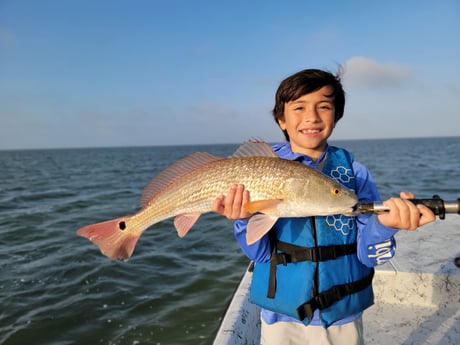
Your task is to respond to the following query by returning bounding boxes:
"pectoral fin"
[243,199,282,214]
[246,214,278,245]
[174,213,201,237]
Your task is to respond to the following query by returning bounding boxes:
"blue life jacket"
[250,147,374,327]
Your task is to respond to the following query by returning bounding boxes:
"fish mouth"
[342,204,360,216]
[327,204,357,216]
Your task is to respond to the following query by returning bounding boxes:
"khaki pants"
[260,317,364,345]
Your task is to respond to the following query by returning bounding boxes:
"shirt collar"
[272,142,329,168]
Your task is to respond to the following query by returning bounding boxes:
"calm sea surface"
[1,137,459,345]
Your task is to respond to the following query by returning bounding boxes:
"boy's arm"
[234,218,272,262]
[353,161,435,267]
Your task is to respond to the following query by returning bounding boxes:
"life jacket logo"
[330,166,354,185]
[325,215,355,236]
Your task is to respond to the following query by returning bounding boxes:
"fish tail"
[76,217,140,261]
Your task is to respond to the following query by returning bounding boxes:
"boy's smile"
[277,86,336,161]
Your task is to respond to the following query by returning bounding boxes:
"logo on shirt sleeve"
[367,239,395,264]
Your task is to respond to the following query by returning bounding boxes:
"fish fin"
[174,213,201,237]
[243,199,283,214]
[76,217,141,261]
[230,140,278,158]
[141,152,224,207]
[246,214,278,245]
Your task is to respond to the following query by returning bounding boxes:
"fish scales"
[77,142,357,260]
[134,157,296,225]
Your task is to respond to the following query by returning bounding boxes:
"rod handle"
[358,195,460,219]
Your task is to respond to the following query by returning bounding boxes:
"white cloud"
[343,57,412,88]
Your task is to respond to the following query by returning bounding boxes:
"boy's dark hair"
[272,68,345,141]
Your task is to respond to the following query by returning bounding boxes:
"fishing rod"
[358,194,460,268]
[357,195,460,219]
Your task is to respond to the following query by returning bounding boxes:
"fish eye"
[331,188,342,197]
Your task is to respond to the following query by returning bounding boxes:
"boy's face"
[278,86,336,161]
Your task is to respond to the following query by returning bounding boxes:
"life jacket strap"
[296,268,375,321]
[267,241,357,298]
[275,241,357,264]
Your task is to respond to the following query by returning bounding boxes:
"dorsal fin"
[141,152,223,206]
[230,140,278,158]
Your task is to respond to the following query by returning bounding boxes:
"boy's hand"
[377,192,436,230]
[212,184,253,219]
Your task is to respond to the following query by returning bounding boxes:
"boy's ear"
[277,117,286,130]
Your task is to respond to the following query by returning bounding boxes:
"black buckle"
[279,253,288,266]
[311,246,338,262]
[297,287,342,321]
[297,299,317,320]
[315,287,342,310]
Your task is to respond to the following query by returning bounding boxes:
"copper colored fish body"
[77,142,357,260]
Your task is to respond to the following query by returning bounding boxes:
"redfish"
[77,141,357,260]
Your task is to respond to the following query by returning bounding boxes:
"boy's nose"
[303,108,320,122]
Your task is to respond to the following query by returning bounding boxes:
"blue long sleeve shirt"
[234,143,398,326]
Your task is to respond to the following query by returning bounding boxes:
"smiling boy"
[213,69,435,345]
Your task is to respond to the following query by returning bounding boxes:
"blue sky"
[1,0,459,150]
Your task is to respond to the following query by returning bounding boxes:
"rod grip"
[409,195,446,219]
[357,195,459,219]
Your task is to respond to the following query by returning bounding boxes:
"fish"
[76,141,358,261]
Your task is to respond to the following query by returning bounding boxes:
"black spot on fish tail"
[119,221,126,230]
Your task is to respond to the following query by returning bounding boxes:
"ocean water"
[0,137,459,345]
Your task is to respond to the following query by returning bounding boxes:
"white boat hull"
[213,263,261,345]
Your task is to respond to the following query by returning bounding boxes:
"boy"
[212,69,435,345]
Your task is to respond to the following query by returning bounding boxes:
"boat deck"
[213,217,459,345]
[364,216,459,344]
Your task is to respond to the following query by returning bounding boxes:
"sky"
[1,0,459,150]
